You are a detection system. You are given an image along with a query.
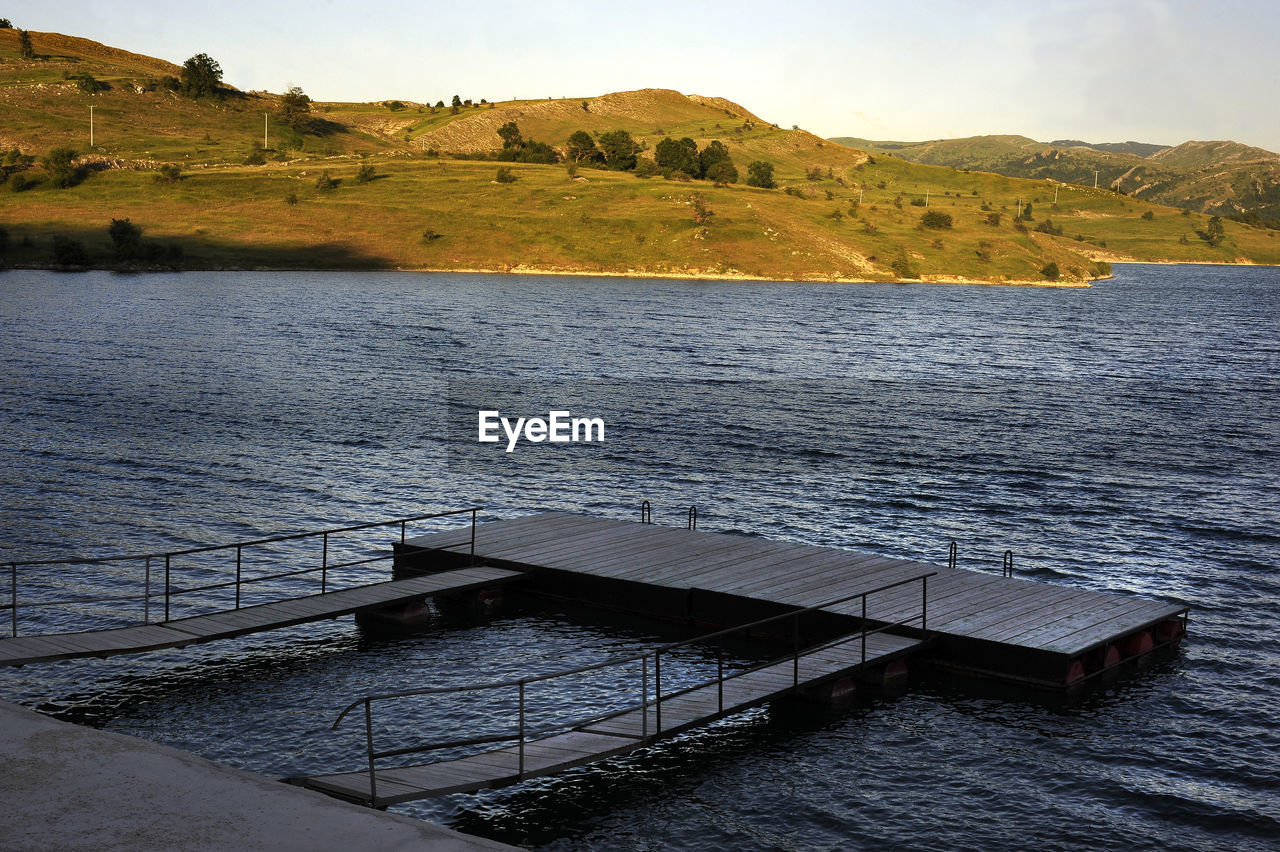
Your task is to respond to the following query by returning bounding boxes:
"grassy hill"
[832,134,1280,228]
[2,27,1278,283]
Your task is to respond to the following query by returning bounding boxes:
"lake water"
[1,265,1277,850]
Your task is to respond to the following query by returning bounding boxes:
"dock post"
[922,574,928,633]
[235,546,242,610]
[518,681,526,778]
[793,612,800,686]
[654,652,662,734]
[861,594,867,664]
[164,554,171,622]
[364,699,377,808]
[144,556,150,623]
[9,562,16,637]
[717,645,723,712]
[470,509,478,565]
[641,656,649,741]
[322,534,328,594]
[948,541,957,571]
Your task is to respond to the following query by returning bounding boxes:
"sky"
[11,0,1280,152]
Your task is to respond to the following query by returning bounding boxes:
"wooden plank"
[1038,600,1186,654]
[1002,593,1168,649]
[927,583,1113,638]
[958,587,1129,643]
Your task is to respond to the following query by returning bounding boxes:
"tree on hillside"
[598,130,638,171]
[18,29,35,60]
[566,130,603,165]
[41,147,80,188]
[655,136,699,177]
[180,53,223,99]
[0,18,11,28]
[698,140,734,179]
[451,95,462,108]
[497,121,523,150]
[705,160,739,185]
[1205,215,1225,246]
[746,160,776,189]
[278,86,311,128]
[108,218,143,260]
[494,122,558,164]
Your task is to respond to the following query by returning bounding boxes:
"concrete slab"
[0,700,518,852]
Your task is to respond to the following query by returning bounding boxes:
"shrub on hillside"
[156,163,183,183]
[495,166,517,183]
[705,160,738,185]
[1040,262,1060,280]
[41,147,80,188]
[633,157,660,178]
[315,171,336,191]
[920,210,952,229]
[108,218,143,260]
[52,236,89,269]
[72,72,101,94]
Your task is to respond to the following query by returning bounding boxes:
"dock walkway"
[398,512,1188,688]
[303,629,921,805]
[0,565,523,667]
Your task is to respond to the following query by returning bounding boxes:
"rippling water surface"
[1,266,1278,850]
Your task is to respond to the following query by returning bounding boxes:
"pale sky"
[11,0,1280,152]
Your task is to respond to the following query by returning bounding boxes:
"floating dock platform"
[394,512,1188,690]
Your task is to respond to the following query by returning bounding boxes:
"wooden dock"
[0,566,523,667]
[395,512,1188,689]
[303,629,921,805]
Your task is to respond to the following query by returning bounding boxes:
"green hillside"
[832,134,1280,229]
[2,27,1278,283]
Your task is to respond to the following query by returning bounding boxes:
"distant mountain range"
[830,135,1280,228]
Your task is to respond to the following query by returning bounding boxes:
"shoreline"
[8,256,1275,285]
[2,261,1104,288]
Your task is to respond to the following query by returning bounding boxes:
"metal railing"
[331,569,934,807]
[1,507,481,636]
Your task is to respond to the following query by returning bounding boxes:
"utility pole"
[1094,170,1099,189]
[859,187,864,204]
[1054,183,1059,204]
[925,189,930,207]
[264,113,268,150]
[89,105,94,147]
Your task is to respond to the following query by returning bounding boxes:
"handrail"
[331,569,934,807]
[3,507,480,568]
[334,569,933,717]
[1,507,482,636]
